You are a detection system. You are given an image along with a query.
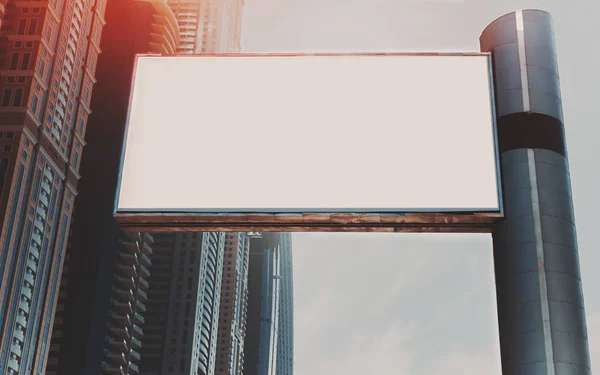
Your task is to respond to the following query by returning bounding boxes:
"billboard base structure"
[116,211,503,233]
[482,9,592,375]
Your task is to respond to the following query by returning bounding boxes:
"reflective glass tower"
[244,233,293,375]
[275,233,293,375]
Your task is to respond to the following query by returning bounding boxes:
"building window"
[21,53,31,70]
[17,19,27,34]
[10,53,20,70]
[28,19,38,35]
[1,89,12,107]
[38,60,46,78]
[32,95,39,113]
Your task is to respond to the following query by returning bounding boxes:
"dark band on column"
[497,113,566,155]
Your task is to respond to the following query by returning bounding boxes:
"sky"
[239,0,600,373]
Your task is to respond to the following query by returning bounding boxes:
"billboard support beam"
[481,9,592,374]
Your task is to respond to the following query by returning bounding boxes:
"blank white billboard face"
[115,54,501,227]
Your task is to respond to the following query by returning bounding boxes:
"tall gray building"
[243,233,293,375]
[215,233,251,375]
[138,232,225,375]
[275,233,293,375]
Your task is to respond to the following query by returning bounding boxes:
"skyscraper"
[138,232,225,375]
[100,232,154,375]
[275,233,293,375]
[136,234,176,375]
[0,0,106,373]
[44,1,180,374]
[168,0,245,53]
[215,233,251,375]
[244,233,293,375]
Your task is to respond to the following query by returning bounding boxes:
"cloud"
[291,233,501,375]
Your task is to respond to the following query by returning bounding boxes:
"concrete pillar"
[481,10,591,375]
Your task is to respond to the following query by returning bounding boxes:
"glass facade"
[244,233,293,375]
[275,233,293,375]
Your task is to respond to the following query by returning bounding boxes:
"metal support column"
[481,9,591,375]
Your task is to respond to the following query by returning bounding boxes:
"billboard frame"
[114,52,504,233]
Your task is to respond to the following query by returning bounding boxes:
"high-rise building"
[100,232,154,375]
[137,234,177,375]
[44,1,180,374]
[0,0,106,373]
[244,233,295,375]
[138,232,225,375]
[275,233,293,375]
[215,233,251,375]
[168,0,245,53]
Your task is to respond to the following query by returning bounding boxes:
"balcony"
[113,276,135,290]
[120,240,139,255]
[26,259,37,272]
[118,250,137,264]
[11,342,22,357]
[24,272,35,286]
[138,278,149,290]
[116,264,136,278]
[135,300,146,313]
[139,264,150,278]
[30,245,40,259]
[108,325,130,340]
[21,287,32,300]
[104,351,127,366]
[132,325,143,337]
[130,336,142,349]
[134,313,145,325]
[16,314,27,328]
[14,329,25,342]
[100,361,125,375]
[110,299,133,315]
[110,313,130,327]
[141,253,151,268]
[141,241,153,255]
[136,288,147,302]
[8,358,19,372]
[129,350,141,362]
[105,337,128,353]
[111,286,135,303]
[128,361,139,373]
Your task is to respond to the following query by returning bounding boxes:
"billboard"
[115,53,502,232]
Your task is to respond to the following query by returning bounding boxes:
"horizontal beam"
[116,212,503,233]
